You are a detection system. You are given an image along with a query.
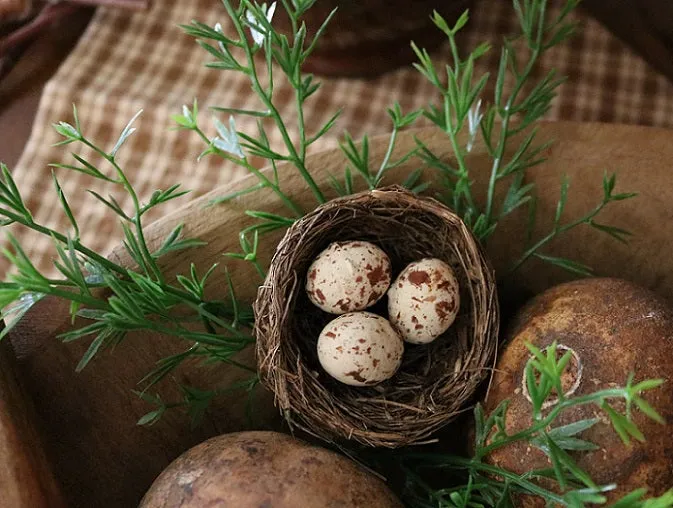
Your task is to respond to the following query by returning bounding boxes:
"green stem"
[222,357,257,373]
[507,201,606,274]
[251,259,266,279]
[0,209,242,323]
[184,302,245,334]
[417,456,566,505]
[280,0,298,34]
[477,387,626,457]
[445,121,477,211]
[194,126,303,216]
[81,139,164,284]
[0,209,126,276]
[374,126,398,186]
[484,2,547,225]
[296,86,307,163]
[223,0,326,205]
[45,287,109,310]
[484,50,539,223]
[151,323,253,346]
[45,279,107,288]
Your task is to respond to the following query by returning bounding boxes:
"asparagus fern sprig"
[1,110,256,391]
[411,0,635,276]
[179,0,335,212]
[398,342,670,508]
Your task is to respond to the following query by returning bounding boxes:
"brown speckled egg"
[317,312,404,386]
[388,258,460,344]
[306,241,391,314]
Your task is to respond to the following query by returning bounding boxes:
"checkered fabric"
[7,0,673,275]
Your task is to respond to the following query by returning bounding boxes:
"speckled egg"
[388,258,460,344]
[317,312,404,386]
[306,241,392,314]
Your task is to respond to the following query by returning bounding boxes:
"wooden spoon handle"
[0,339,65,508]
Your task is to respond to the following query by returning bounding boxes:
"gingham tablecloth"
[7,0,673,275]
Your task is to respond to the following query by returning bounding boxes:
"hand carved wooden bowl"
[273,0,472,76]
[2,122,673,507]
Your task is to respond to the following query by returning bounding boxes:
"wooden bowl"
[3,121,673,507]
[273,0,473,77]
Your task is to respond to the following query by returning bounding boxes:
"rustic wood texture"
[583,0,673,83]
[0,340,65,507]
[485,278,673,504]
[4,121,673,506]
[0,7,92,166]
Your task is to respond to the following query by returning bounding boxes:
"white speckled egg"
[317,312,404,386]
[388,258,460,344]
[306,241,392,314]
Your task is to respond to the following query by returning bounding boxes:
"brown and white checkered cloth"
[7,0,673,275]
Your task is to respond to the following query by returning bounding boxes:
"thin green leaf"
[308,109,342,145]
[533,253,593,276]
[590,222,633,244]
[632,378,665,392]
[547,435,597,488]
[554,175,569,226]
[210,106,271,117]
[548,418,600,439]
[75,333,107,372]
[634,397,666,425]
[52,172,79,238]
[137,407,165,426]
[208,183,266,206]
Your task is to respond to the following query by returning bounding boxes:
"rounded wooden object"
[273,0,472,77]
[485,278,673,503]
[140,431,403,508]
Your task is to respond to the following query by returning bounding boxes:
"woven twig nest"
[255,187,499,447]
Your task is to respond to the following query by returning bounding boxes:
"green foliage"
[410,0,635,271]
[180,0,336,210]
[0,108,256,404]
[399,343,669,508]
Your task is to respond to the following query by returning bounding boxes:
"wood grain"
[0,339,65,507]
[583,0,673,83]
[0,7,92,166]
[4,121,673,506]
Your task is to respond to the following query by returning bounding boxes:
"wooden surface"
[0,8,92,167]
[3,121,673,506]
[0,4,672,505]
[0,340,65,507]
[583,0,673,84]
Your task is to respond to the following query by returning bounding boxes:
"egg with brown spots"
[317,312,404,386]
[306,241,392,314]
[388,258,460,344]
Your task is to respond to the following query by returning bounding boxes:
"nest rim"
[254,187,499,448]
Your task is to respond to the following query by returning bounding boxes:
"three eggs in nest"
[305,241,461,386]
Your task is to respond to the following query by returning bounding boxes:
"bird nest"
[254,187,499,447]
